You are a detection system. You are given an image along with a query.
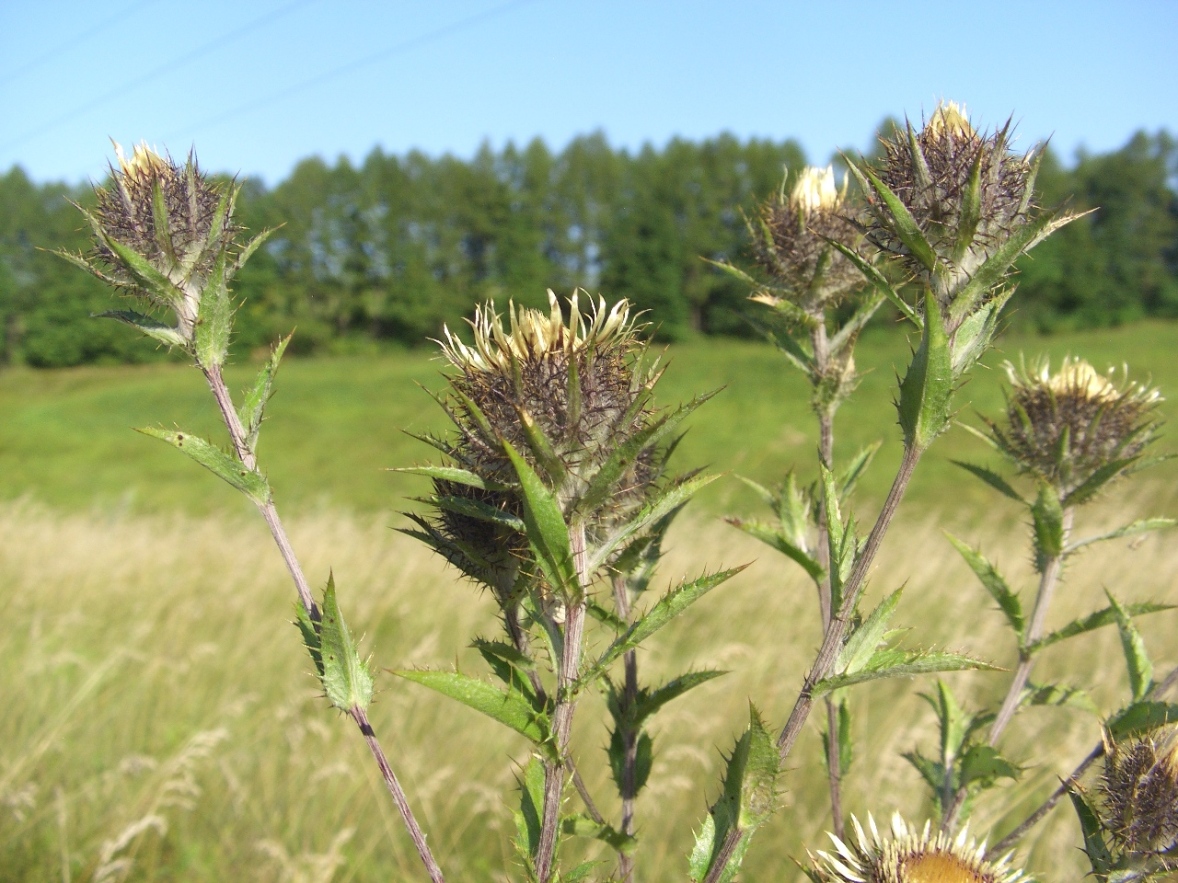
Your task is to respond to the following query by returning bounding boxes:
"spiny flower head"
[986,356,1161,499]
[810,813,1030,883]
[856,102,1060,326]
[89,142,238,339]
[749,165,867,314]
[1099,726,1178,865]
[417,291,669,603]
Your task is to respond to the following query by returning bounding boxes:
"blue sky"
[2,0,1176,187]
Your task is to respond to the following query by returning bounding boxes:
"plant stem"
[987,664,1178,858]
[704,442,925,883]
[612,574,640,883]
[535,522,589,883]
[776,442,924,759]
[810,322,844,840]
[941,505,1075,833]
[201,362,444,882]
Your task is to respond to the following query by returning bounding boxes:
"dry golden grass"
[1,485,1175,881]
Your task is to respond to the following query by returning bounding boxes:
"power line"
[0,0,320,154]
[165,0,543,141]
[0,0,163,86]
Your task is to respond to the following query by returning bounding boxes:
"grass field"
[2,321,1177,881]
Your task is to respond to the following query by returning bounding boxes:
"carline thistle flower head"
[749,165,866,315]
[856,102,1059,326]
[415,291,664,602]
[810,813,1030,883]
[1099,726,1178,867]
[986,356,1162,498]
[87,142,238,340]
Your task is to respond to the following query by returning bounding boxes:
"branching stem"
[941,505,1075,833]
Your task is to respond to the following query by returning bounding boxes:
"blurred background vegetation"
[2,125,1175,368]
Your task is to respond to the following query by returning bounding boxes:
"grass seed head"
[810,813,1030,882]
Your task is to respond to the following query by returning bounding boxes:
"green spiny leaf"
[1106,701,1178,740]
[392,464,507,492]
[897,292,953,451]
[237,334,290,453]
[92,309,188,349]
[579,567,744,691]
[826,238,920,327]
[1027,602,1173,654]
[837,441,882,503]
[193,251,233,369]
[951,460,1026,504]
[138,427,270,504]
[561,814,637,855]
[945,534,1025,638]
[514,754,546,861]
[1030,484,1065,572]
[1107,591,1153,702]
[813,650,998,696]
[860,163,941,274]
[1066,518,1176,554]
[517,408,568,487]
[394,669,549,745]
[951,151,984,265]
[633,670,727,725]
[726,518,823,583]
[1068,786,1114,876]
[835,587,903,676]
[503,440,580,601]
[959,744,1020,790]
[316,574,374,710]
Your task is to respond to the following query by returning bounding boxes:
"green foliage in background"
[2,129,1176,367]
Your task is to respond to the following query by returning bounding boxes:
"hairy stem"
[987,664,1178,858]
[941,505,1075,833]
[201,362,444,882]
[535,523,589,883]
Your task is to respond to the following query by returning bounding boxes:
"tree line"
[1,128,1175,367]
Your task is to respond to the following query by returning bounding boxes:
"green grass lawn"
[2,321,1176,519]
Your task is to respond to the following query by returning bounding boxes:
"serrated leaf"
[959,744,1020,789]
[579,567,744,689]
[473,638,540,706]
[1066,518,1176,553]
[1106,701,1178,739]
[394,669,549,745]
[193,250,233,369]
[1030,484,1065,572]
[827,238,921,327]
[427,493,526,532]
[93,309,188,348]
[1063,457,1140,508]
[951,152,984,266]
[828,294,884,360]
[814,651,999,696]
[316,574,374,710]
[92,223,187,309]
[945,534,1024,638]
[1024,682,1099,715]
[587,472,719,574]
[138,427,270,504]
[903,750,945,796]
[837,441,882,503]
[578,391,715,515]
[607,728,653,797]
[897,292,953,451]
[836,698,853,775]
[393,464,506,492]
[561,814,637,854]
[238,334,290,453]
[1027,602,1173,653]
[503,440,580,600]
[727,518,823,582]
[1107,591,1153,702]
[688,705,778,883]
[835,587,903,676]
[860,163,941,274]
[517,408,567,487]
[949,209,1081,326]
[514,754,546,861]
[951,461,1026,504]
[1068,786,1114,875]
[633,671,727,725]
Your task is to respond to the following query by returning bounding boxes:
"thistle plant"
[59,143,446,882]
[401,291,739,882]
[918,357,1174,837]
